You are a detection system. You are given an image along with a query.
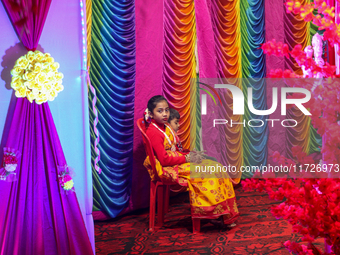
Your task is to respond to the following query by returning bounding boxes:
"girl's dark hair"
[169,108,180,122]
[147,95,168,113]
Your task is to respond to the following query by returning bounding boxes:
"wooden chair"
[137,118,200,233]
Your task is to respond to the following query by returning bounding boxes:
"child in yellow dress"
[168,108,218,162]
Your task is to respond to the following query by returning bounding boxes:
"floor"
[94,185,324,254]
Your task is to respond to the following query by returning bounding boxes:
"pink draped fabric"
[193,0,222,161]
[265,0,285,75]
[194,0,217,79]
[264,0,287,161]
[0,99,93,255]
[2,0,52,51]
[336,0,340,75]
[0,1,93,254]
[122,0,164,215]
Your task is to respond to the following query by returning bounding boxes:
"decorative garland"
[82,0,101,175]
[10,50,64,104]
[86,69,101,174]
[58,165,75,193]
[5,50,77,193]
[0,147,21,182]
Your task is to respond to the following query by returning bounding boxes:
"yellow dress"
[144,125,239,222]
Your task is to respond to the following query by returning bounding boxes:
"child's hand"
[189,152,201,164]
[192,149,207,160]
[189,150,206,164]
[195,150,207,159]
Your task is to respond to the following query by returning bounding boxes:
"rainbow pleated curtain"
[163,0,197,150]
[87,0,320,218]
[86,0,135,218]
[284,0,322,158]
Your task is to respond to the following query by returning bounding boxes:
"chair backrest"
[137,118,160,181]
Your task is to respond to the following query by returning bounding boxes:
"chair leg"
[156,185,165,227]
[164,185,170,213]
[192,218,200,234]
[149,181,157,231]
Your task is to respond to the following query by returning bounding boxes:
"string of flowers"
[243,1,340,254]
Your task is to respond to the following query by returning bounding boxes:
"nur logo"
[200,84,311,116]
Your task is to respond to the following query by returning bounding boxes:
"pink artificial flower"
[314,0,324,8]
[59,174,73,186]
[300,4,314,22]
[271,151,280,162]
[269,69,283,78]
[261,40,289,57]
[63,174,72,183]
[285,0,302,15]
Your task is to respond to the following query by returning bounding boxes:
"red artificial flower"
[3,154,18,165]
[290,45,303,59]
[277,42,290,57]
[322,62,336,77]
[261,40,290,57]
[312,14,323,27]
[249,1,340,253]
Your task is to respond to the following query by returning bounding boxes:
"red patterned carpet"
[95,185,323,254]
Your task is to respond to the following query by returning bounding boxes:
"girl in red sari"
[143,95,239,226]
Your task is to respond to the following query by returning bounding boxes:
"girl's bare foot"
[226,223,237,228]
